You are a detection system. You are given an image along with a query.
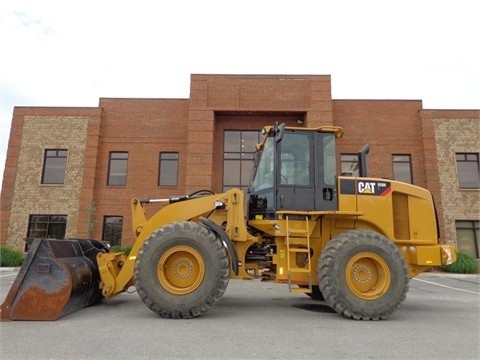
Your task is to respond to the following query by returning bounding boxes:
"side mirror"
[274,123,286,142]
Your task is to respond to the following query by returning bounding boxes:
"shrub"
[440,252,479,274]
[0,247,25,267]
[110,244,133,255]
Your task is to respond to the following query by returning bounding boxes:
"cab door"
[276,131,315,211]
[313,132,338,211]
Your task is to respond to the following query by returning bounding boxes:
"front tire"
[134,221,230,319]
[318,229,409,320]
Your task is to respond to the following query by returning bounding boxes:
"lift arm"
[97,188,250,298]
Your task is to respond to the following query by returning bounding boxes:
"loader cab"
[248,124,342,220]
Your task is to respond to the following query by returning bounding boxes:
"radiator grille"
[392,192,410,240]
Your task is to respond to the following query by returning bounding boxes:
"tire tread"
[134,221,229,319]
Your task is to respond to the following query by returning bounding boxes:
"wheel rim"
[345,252,391,300]
[157,245,205,295]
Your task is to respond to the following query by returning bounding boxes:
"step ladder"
[285,215,312,294]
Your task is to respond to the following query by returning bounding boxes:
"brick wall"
[2,75,478,250]
[90,98,190,242]
[333,100,424,183]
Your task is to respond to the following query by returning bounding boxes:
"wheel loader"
[1,123,456,321]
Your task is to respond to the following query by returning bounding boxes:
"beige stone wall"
[7,116,89,249]
[434,118,480,245]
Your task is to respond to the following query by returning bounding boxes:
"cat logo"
[339,179,391,196]
[356,181,391,196]
[358,181,376,194]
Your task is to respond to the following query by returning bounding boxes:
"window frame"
[455,152,480,189]
[392,154,413,184]
[102,216,124,247]
[340,153,359,177]
[41,149,68,184]
[26,214,68,250]
[455,220,480,259]
[158,152,179,187]
[107,151,128,186]
[223,130,261,192]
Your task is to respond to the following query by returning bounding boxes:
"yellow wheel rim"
[345,252,391,300]
[157,245,205,295]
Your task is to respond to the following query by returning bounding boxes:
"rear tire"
[318,229,408,320]
[134,221,230,319]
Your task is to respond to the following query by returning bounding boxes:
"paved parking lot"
[1,269,479,360]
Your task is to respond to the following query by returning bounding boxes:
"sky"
[0,0,479,188]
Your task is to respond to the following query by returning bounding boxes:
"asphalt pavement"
[0,268,479,360]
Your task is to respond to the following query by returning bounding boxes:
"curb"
[419,272,479,279]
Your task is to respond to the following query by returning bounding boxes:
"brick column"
[419,110,445,241]
[0,109,24,247]
[76,109,102,238]
[306,75,333,127]
[185,76,215,192]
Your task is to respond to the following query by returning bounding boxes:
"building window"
[223,130,260,192]
[456,220,479,259]
[27,215,67,240]
[159,152,179,186]
[42,149,68,184]
[102,216,123,246]
[341,154,359,176]
[108,152,128,186]
[456,153,480,189]
[392,154,413,184]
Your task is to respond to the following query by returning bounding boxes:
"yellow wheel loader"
[1,123,456,321]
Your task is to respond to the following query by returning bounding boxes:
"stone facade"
[434,115,480,245]
[6,116,89,249]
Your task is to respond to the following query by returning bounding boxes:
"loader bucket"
[1,238,109,321]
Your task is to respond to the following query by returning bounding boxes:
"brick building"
[1,74,479,258]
